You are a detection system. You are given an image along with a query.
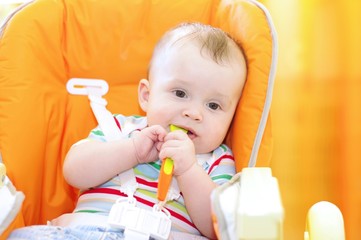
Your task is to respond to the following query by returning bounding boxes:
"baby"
[9,22,247,240]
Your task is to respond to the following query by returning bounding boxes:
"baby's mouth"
[187,130,197,140]
[169,125,197,140]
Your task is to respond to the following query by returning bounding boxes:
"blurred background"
[1,0,360,239]
[262,0,361,239]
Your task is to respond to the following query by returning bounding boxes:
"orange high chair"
[0,0,276,239]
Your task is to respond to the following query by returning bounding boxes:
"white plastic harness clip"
[66,78,109,96]
[67,78,122,141]
[108,198,172,240]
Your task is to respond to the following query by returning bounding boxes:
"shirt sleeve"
[88,125,107,142]
[87,114,147,142]
[207,144,236,185]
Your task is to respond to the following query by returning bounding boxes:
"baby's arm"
[63,125,167,190]
[159,131,217,239]
[176,165,217,239]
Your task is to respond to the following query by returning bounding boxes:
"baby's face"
[139,42,246,154]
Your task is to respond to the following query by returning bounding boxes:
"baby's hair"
[149,22,245,71]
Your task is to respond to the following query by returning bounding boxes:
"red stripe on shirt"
[81,187,125,196]
[207,154,234,174]
[113,116,121,130]
[136,177,158,188]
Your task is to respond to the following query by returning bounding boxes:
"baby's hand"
[159,130,196,176]
[132,125,167,164]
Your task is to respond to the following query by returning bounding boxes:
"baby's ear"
[138,79,150,112]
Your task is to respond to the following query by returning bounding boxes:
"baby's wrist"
[174,161,196,177]
[132,137,143,165]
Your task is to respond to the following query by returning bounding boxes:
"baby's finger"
[148,125,167,141]
[155,141,163,151]
[158,146,177,161]
[161,139,182,149]
[164,130,188,142]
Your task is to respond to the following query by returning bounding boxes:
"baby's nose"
[183,108,203,121]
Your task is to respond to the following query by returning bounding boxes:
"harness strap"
[67,78,139,198]
[66,78,180,203]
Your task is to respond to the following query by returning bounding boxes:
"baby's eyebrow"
[169,78,190,86]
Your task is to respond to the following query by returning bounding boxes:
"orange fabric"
[0,0,273,229]
[213,0,273,171]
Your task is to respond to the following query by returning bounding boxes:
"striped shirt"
[72,114,235,235]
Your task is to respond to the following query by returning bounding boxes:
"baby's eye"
[174,90,186,98]
[207,102,220,110]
